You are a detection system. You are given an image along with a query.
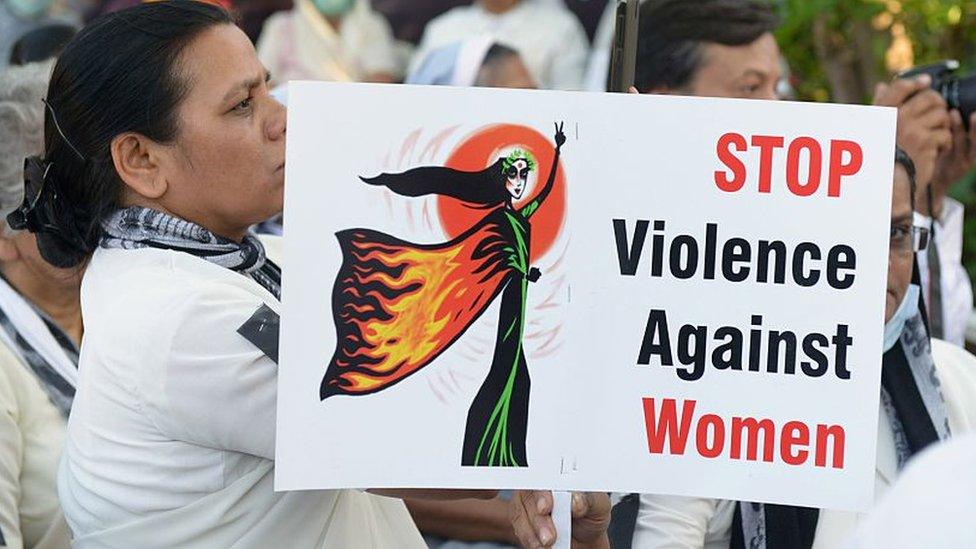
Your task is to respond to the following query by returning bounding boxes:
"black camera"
[898,60,976,125]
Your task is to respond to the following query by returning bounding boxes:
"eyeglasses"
[890,223,929,254]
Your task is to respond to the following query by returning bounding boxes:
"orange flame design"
[322,214,513,398]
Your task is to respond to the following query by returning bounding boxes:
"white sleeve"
[141,283,279,461]
[935,198,973,347]
[408,20,440,78]
[356,11,401,77]
[583,1,617,92]
[632,494,730,549]
[0,359,25,549]
[256,15,287,85]
[545,15,588,90]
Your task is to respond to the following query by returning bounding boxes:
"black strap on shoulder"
[237,304,280,364]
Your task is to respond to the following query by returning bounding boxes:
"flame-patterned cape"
[320,205,517,398]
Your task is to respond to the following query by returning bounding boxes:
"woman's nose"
[266,98,287,141]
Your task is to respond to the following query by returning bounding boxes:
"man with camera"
[874,64,975,349]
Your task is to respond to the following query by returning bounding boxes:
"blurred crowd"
[2,1,976,549]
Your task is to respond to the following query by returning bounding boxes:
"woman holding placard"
[12,2,505,545]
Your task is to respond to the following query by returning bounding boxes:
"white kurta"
[58,237,424,548]
[0,343,71,549]
[411,0,589,90]
[257,0,400,84]
[915,197,974,348]
[624,338,976,548]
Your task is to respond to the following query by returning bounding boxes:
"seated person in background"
[1,0,80,71]
[370,0,468,46]
[8,24,76,66]
[257,0,401,84]
[0,61,80,549]
[873,76,975,348]
[234,0,292,43]
[412,0,588,90]
[407,37,536,89]
[626,151,976,549]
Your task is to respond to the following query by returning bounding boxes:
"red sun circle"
[438,124,566,262]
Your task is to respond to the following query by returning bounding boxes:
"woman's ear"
[110,133,169,200]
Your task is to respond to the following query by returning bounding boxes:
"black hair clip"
[8,156,54,233]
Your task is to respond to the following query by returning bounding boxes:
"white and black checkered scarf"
[100,207,281,300]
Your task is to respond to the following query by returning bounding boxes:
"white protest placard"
[276,82,895,511]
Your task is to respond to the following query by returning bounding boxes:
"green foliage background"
[776,0,976,280]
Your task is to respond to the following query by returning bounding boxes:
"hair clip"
[8,156,54,232]
[41,98,86,162]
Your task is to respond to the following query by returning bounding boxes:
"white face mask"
[883,284,920,352]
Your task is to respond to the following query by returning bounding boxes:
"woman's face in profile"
[159,24,286,238]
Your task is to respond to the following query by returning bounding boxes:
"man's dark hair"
[894,147,917,210]
[633,0,779,92]
[481,43,519,70]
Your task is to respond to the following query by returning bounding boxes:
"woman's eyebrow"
[222,74,266,103]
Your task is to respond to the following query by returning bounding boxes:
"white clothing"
[412,0,589,90]
[257,0,400,84]
[632,495,733,549]
[846,432,976,548]
[916,197,974,347]
[583,0,650,92]
[582,0,616,92]
[0,278,77,393]
[58,236,424,547]
[0,343,71,549]
[627,338,976,548]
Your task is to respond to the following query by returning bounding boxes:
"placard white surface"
[277,82,895,511]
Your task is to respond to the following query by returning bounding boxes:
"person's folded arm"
[405,495,517,544]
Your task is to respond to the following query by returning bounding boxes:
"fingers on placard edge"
[511,491,543,548]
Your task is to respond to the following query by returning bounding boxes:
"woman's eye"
[232,97,253,113]
[891,226,909,240]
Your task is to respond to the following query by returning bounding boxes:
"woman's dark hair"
[632,0,779,92]
[35,0,232,268]
[894,147,917,211]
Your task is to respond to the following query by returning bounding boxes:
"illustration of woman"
[321,122,566,467]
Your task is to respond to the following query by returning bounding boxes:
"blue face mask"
[883,284,920,352]
[312,0,355,17]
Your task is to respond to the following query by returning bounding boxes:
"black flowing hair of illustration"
[361,158,510,207]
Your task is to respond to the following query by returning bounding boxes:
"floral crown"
[501,149,536,172]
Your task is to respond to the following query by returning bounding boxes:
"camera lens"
[949,73,976,123]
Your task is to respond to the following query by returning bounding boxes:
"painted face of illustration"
[505,159,530,199]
